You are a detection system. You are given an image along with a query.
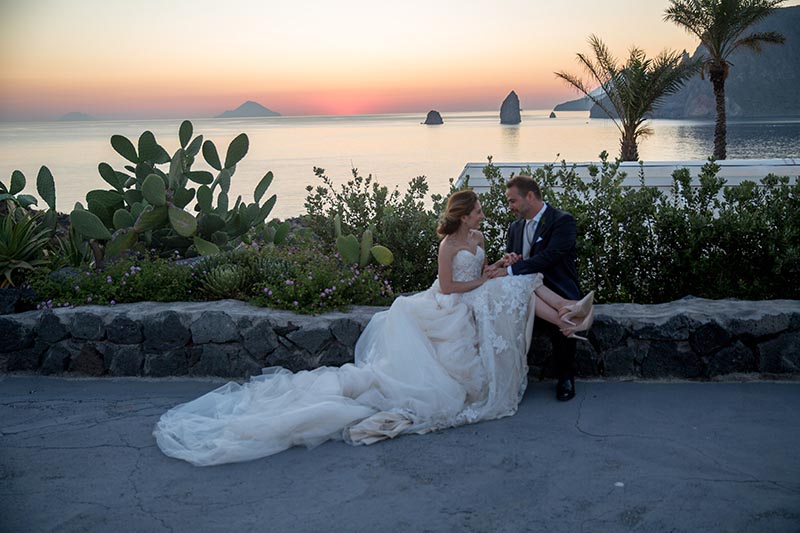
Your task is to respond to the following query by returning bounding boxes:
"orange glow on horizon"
[6,0,781,120]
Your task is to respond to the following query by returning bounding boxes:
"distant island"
[215,101,281,118]
[58,112,94,121]
[553,87,609,112]
[553,96,593,112]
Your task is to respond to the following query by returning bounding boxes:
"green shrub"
[28,255,196,309]
[303,168,441,292]
[247,239,394,313]
[475,152,800,303]
[29,238,393,314]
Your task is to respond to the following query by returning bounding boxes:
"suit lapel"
[532,208,554,247]
[513,220,524,254]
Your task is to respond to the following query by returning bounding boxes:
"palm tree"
[555,35,701,161]
[664,0,786,160]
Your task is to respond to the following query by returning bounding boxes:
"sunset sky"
[2,0,798,120]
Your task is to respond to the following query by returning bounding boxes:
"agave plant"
[51,226,93,269]
[0,206,52,287]
[197,264,249,299]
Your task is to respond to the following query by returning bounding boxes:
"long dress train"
[154,248,542,466]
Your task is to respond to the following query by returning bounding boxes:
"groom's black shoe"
[556,376,576,402]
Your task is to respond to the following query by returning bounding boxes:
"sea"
[1,110,799,219]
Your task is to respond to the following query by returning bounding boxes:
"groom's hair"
[507,176,542,199]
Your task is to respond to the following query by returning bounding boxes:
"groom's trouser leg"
[552,328,577,378]
[534,318,577,378]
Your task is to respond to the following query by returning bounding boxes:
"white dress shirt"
[508,203,548,276]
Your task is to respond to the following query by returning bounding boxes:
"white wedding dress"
[154,248,543,466]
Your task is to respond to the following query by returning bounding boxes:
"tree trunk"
[620,132,639,162]
[710,65,727,160]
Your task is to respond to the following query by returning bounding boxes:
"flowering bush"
[28,255,196,309]
[28,239,393,314]
[247,240,394,313]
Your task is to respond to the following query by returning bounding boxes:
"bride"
[154,190,594,466]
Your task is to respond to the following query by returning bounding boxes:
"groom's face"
[506,186,535,219]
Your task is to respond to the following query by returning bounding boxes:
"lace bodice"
[452,247,485,282]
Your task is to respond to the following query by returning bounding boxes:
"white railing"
[455,159,800,193]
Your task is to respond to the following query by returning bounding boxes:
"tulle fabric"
[154,249,542,466]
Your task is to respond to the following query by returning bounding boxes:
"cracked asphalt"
[1,376,799,532]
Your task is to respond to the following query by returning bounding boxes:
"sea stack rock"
[423,110,444,125]
[500,91,521,124]
[549,111,557,118]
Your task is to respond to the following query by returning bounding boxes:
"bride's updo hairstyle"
[437,190,478,237]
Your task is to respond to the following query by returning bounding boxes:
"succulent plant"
[333,214,393,267]
[249,219,291,246]
[52,226,93,269]
[0,206,51,287]
[69,120,281,264]
[198,264,249,299]
[1,166,58,231]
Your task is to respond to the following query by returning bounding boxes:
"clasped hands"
[483,253,522,279]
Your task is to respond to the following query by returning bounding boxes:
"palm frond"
[733,30,787,53]
[555,35,700,160]
[664,0,786,62]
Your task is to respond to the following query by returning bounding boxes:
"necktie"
[523,218,536,258]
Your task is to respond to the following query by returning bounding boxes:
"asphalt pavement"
[1,375,799,532]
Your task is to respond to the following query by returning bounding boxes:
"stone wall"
[1,298,798,379]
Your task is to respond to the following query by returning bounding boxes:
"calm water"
[1,110,798,219]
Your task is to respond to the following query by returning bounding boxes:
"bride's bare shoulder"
[470,230,486,244]
[439,236,457,254]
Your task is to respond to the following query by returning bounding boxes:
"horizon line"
[0,107,583,124]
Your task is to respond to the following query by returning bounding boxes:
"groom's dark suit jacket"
[506,205,581,300]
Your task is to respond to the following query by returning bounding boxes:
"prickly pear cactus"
[332,219,394,267]
[68,120,282,261]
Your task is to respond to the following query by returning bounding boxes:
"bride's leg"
[534,285,573,310]
[534,298,570,328]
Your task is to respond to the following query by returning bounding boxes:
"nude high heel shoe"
[560,291,595,325]
[560,305,594,341]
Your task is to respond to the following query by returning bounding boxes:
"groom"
[486,175,581,401]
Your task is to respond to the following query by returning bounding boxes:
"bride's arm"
[475,231,516,270]
[478,232,490,271]
[438,241,489,295]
